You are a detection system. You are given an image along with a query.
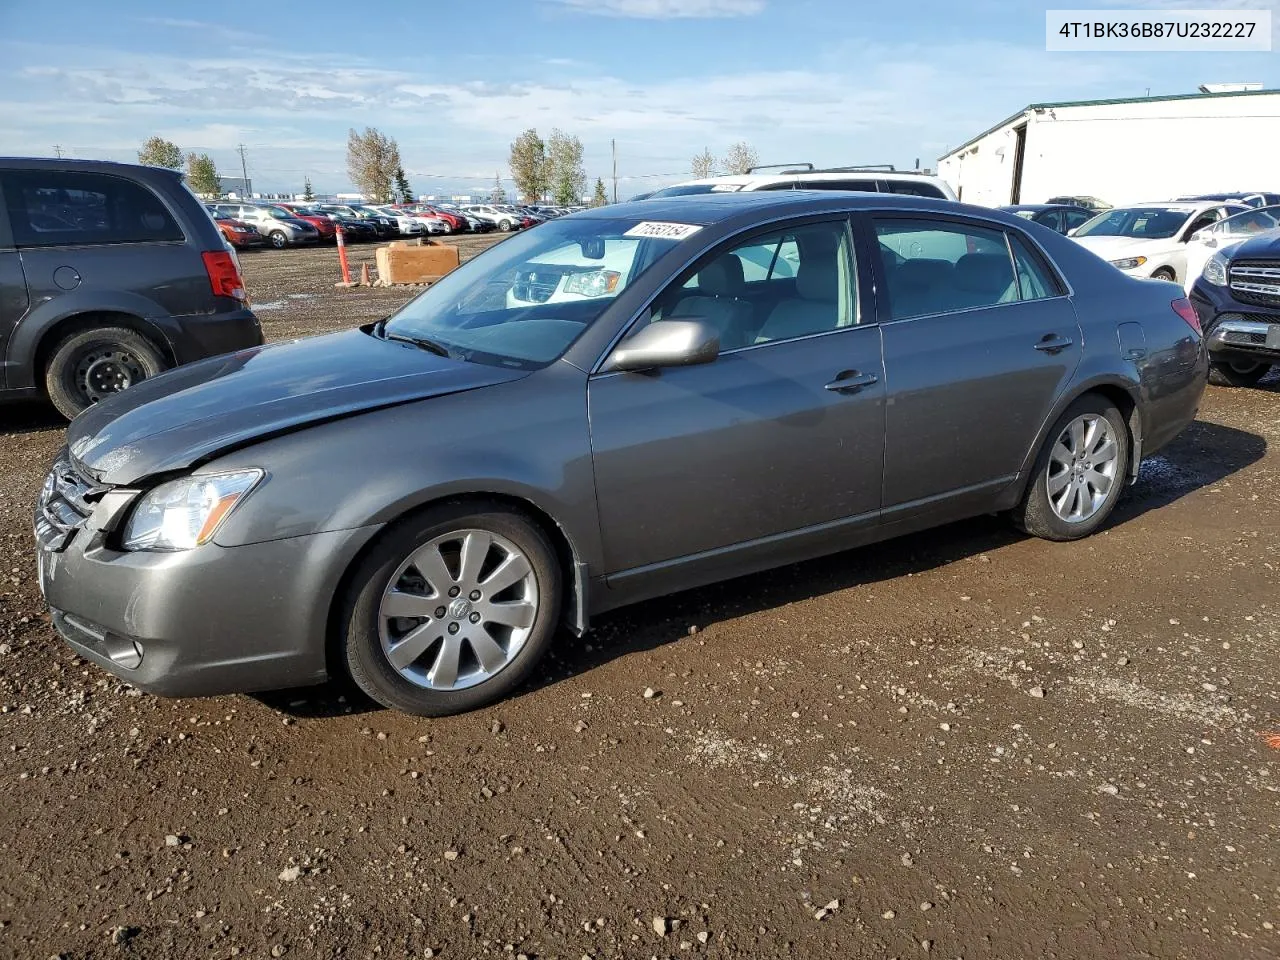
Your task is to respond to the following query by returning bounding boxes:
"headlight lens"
[1202,251,1229,286]
[563,270,621,297]
[1109,256,1148,271]
[122,470,263,551]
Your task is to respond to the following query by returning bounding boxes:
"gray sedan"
[34,192,1207,716]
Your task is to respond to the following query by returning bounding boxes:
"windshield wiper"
[381,329,453,358]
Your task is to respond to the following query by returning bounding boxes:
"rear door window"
[1063,209,1091,231]
[1,170,183,248]
[800,179,878,192]
[885,180,948,199]
[873,217,1018,320]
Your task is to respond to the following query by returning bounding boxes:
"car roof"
[571,190,973,225]
[665,169,942,190]
[1001,203,1085,212]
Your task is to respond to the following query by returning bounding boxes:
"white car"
[1182,204,1280,292]
[1070,200,1247,283]
[506,236,641,308]
[370,207,428,237]
[462,205,522,232]
[647,165,957,202]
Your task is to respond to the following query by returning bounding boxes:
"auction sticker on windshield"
[624,221,703,240]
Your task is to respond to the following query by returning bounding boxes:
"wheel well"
[34,311,175,392]
[323,492,581,685]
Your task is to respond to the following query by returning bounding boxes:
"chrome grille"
[35,458,105,552]
[1229,260,1280,308]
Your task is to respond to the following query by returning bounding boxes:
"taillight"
[202,250,246,301]
[1171,297,1201,335]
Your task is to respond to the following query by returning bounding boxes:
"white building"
[938,86,1280,208]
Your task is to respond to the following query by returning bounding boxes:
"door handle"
[1034,334,1074,354]
[824,370,878,393]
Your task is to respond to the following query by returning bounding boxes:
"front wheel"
[341,503,563,716]
[499,219,514,232]
[1208,359,1271,387]
[268,230,288,249]
[1012,395,1129,542]
[1151,266,1177,282]
[44,326,167,419]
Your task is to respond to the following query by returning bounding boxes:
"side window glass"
[1009,234,1063,300]
[1064,210,1090,231]
[873,217,1016,320]
[886,181,947,198]
[802,179,877,192]
[654,220,856,351]
[1,170,183,247]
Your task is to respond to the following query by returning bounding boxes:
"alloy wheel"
[1046,414,1120,523]
[377,529,538,690]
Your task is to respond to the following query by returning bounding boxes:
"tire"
[1208,359,1271,387]
[499,219,514,232]
[44,326,167,420]
[341,502,563,716]
[268,230,288,249]
[1151,267,1177,282]
[1012,394,1130,542]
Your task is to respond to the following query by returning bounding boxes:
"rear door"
[868,214,1082,521]
[0,179,29,389]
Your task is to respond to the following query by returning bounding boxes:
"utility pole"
[53,144,63,159]
[611,139,617,203]
[237,143,252,197]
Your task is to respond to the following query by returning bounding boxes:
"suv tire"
[1012,394,1129,542]
[45,326,167,419]
[1208,359,1270,388]
[341,502,563,716]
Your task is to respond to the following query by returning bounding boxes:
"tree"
[346,127,400,203]
[546,129,586,206]
[509,129,547,203]
[138,136,182,170]
[489,172,507,204]
[302,176,315,201]
[590,178,609,208]
[394,165,413,204]
[185,152,221,197]
[722,141,759,176]
[691,147,716,179]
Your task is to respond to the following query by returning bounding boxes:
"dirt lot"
[1,243,1277,960]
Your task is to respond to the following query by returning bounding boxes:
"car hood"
[67,329,531,485]
[1230,231,1280,260]
[1072,235,1174,260]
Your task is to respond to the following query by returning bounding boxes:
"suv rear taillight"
[202,250,246,301]
[1171,297,1201,335]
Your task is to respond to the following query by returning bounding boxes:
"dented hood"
[68,328,531,485]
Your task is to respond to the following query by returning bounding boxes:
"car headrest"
[955,253,1014,294]
[895,258,954,289]
[796,261,838,302]
[697,255,745,296]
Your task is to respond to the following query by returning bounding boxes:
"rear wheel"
[341,503,562,716]
[44,326,167,419]
[1012,394,1129,541]
[499,219,514,232]
[1208,358,1271,387]
[268,230,288,249]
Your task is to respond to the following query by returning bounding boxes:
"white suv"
[648,164,957,201]
[461,204,522,232]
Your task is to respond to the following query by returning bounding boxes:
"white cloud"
[542,0,765,18]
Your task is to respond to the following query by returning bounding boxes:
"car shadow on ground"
[1,400,64,436]
[255,419,1264,719]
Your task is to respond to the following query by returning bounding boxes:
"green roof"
[938,87,1280,162]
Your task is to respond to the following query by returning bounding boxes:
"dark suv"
[1189,229,1280,386]
[0,158,262,418]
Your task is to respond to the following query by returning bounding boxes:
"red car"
[276,203,339,241]
[401,204,467,233]
[209,209,265,248]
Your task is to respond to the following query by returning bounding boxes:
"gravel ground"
[1,244,1277,959]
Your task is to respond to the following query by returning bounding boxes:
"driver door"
[587,217,886,589]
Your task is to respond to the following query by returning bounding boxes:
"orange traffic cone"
[360,262,372,286]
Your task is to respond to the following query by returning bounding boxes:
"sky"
[1,0,1276,199]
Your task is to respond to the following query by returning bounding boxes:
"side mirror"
[605,319,720,373]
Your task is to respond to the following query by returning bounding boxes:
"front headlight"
[1109,256,1148,271]
[122,470,263,551]
[563,270,621,297]
[1202,251,1229,286]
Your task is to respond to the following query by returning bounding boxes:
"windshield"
[383,217,682,368]
[1207,204,1280,237]
[648,183,744,198]
[265,206,296,219]
[1073,207,1192,240]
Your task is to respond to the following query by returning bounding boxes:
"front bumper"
[157,307,264,367]
[35,495,382,697]
[1189,282,1280,364]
